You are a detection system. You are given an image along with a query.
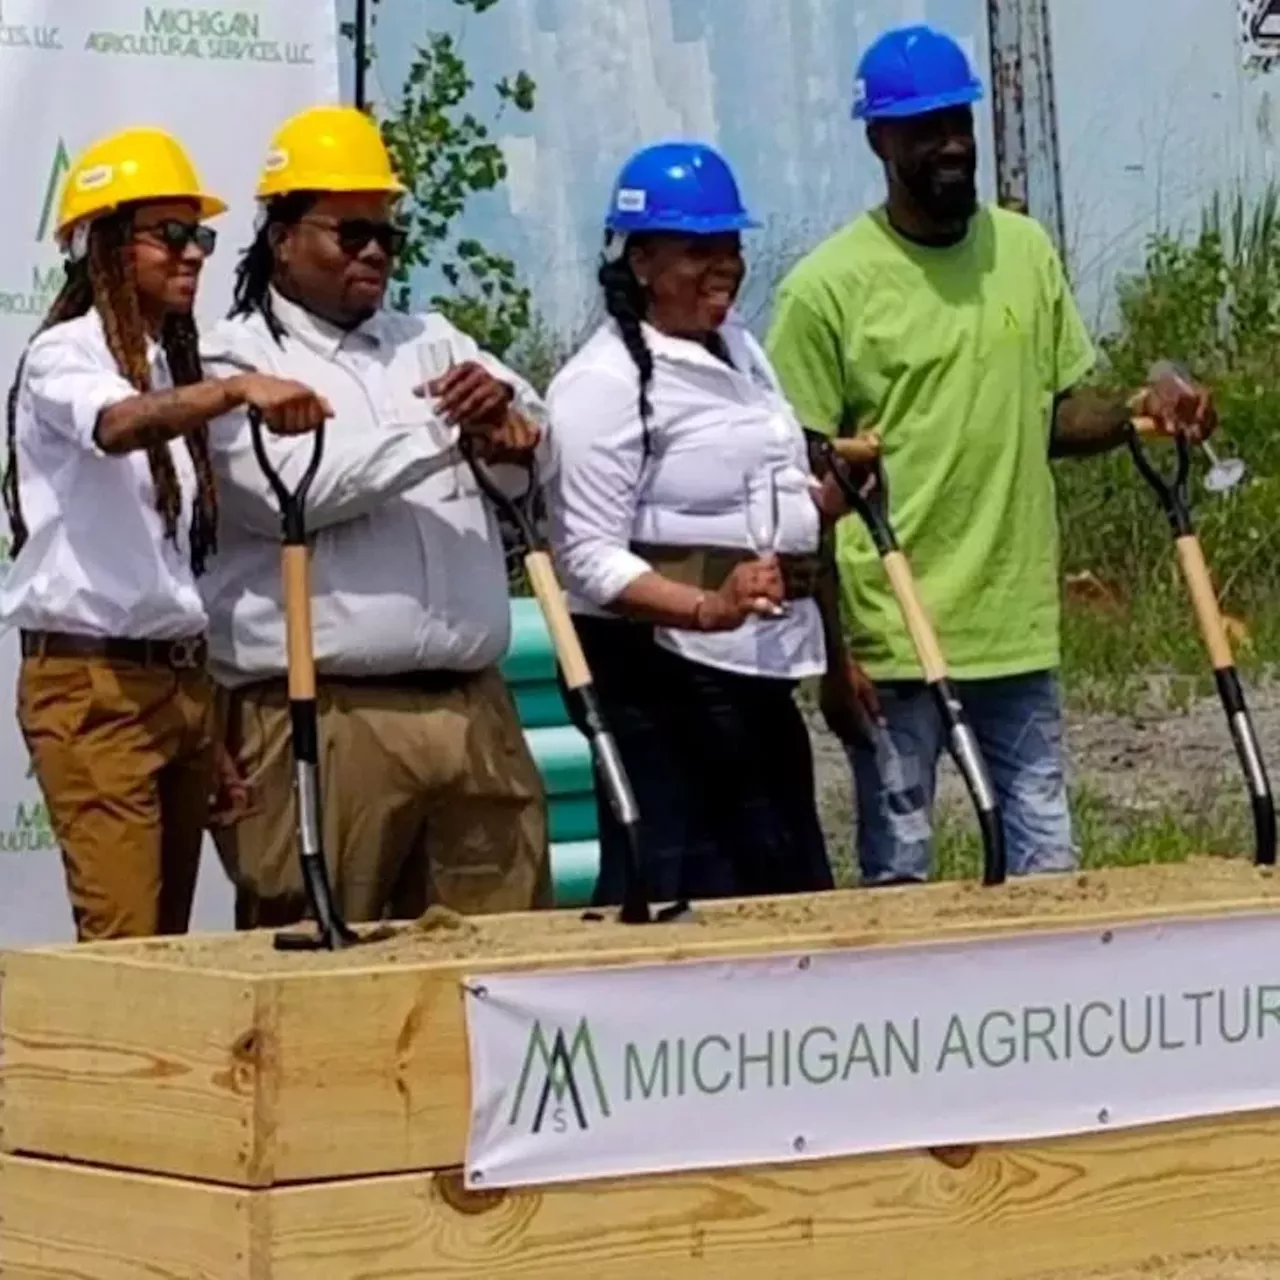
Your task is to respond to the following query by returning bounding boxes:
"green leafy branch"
[342,0,536,356]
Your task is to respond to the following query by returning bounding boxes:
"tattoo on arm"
[1050,388,1134,459]
[94,381,239,455]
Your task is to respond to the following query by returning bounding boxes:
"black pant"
[562,615,833,906]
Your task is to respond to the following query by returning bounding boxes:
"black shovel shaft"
[1215,668,1277,866]
[1126,420,1277,866]
[247,409,355,950]
[821,440,1007,886]
[461,443,655,923]
[562,682,652,924]
[931,681,1007,886]
[1127,422,1193,536]
[248,408,326,545]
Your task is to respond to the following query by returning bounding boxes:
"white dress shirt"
[545,315,826,681]
[198,288,547,688]
[0,309,207,640]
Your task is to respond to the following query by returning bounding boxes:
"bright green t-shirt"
[766,204,1096,682]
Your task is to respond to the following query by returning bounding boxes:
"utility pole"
[353,0,368,110]
[986,0,1066,261]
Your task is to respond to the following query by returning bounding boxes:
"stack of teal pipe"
[499,598,601,907]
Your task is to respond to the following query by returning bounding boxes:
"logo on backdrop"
[0,141,69,321]
[1242,0,1280,70]
[85,6,314,64]
[0,797,55,855]
[0,2,62,52]
[507,1018,612,1134]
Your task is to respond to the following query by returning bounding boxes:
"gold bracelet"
[691,591,709,632]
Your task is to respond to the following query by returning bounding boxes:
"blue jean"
[846,670,1076,884]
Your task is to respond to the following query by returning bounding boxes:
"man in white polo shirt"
[199,104,550,928]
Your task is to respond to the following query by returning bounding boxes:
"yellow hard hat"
[56,126,227,241]
[256,105,407,200]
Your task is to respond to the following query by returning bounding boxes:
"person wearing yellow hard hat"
[198,104,551,929]
[0,125,331,941]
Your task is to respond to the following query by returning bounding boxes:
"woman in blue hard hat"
[544,140,866,907]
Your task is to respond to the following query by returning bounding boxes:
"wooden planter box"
[3,859,1280,1279]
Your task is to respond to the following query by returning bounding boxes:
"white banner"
[0,0,339,943]
[464,912,1280,1189]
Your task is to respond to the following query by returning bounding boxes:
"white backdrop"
[0,0,340,943]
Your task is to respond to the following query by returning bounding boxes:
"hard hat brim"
[853,81,983,120]
[54,190,228,240]
[194,194,229,219]
[256,174,408,199]
[604,211,761,235]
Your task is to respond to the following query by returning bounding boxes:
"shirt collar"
[640,309,745,370]
[88,306,166,374]
[267,286,387,358]
[638,311,773,392]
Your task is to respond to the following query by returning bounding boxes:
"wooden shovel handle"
[882,550,947,683]
[281,545,316,700]
[525,550,592,690]
[1175,535,1233,671]
[830,435,881,465]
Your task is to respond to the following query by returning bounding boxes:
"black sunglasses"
[135,219,217,256]
[301,216,407,257]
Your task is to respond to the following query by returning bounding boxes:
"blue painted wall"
[339,1,1280,339]
[1051,0,1280,330]
[343,0,993,335]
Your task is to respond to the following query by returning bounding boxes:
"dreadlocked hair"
[230,192,317,344]
[3,211,218,575]
[598,238,655,457]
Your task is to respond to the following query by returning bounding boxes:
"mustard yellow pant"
[213,666,551,929]
[17,655,216,941]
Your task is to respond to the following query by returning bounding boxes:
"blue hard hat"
[604,141,761,235]
[852,24,983,120]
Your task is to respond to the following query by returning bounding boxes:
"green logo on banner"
[0,143,67,318]
[0,799,56,854]
[84,7,314,63]
[508,1019,611,1134]
[0,2,62,52]
[35,139,70,244]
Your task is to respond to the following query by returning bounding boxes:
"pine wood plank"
[4,861,1280,1187]
[4,1108,1280,1279]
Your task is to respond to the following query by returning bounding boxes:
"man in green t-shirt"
[766,23,1216,885]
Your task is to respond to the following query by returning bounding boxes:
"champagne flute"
[742,462,788,619]
[1147,359,1247,495]
[417,338,454,434]
[417,338,478,497]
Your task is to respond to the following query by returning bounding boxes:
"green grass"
[933,783,1251,882]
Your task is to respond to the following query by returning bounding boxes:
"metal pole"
[354,0,368,110]
[986,0,1066,260]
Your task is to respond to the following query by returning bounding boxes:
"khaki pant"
[214,666,551,928]
[17,656,217,941]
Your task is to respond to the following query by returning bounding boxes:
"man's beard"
[899,156,978,225]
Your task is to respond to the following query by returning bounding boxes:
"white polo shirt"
[199,288,548,688]
[0,309,207,641]
[545,315,826,681]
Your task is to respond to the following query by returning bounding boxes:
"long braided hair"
[598,235,656,458]
[229,192,316,343]
[3,209,218,575]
